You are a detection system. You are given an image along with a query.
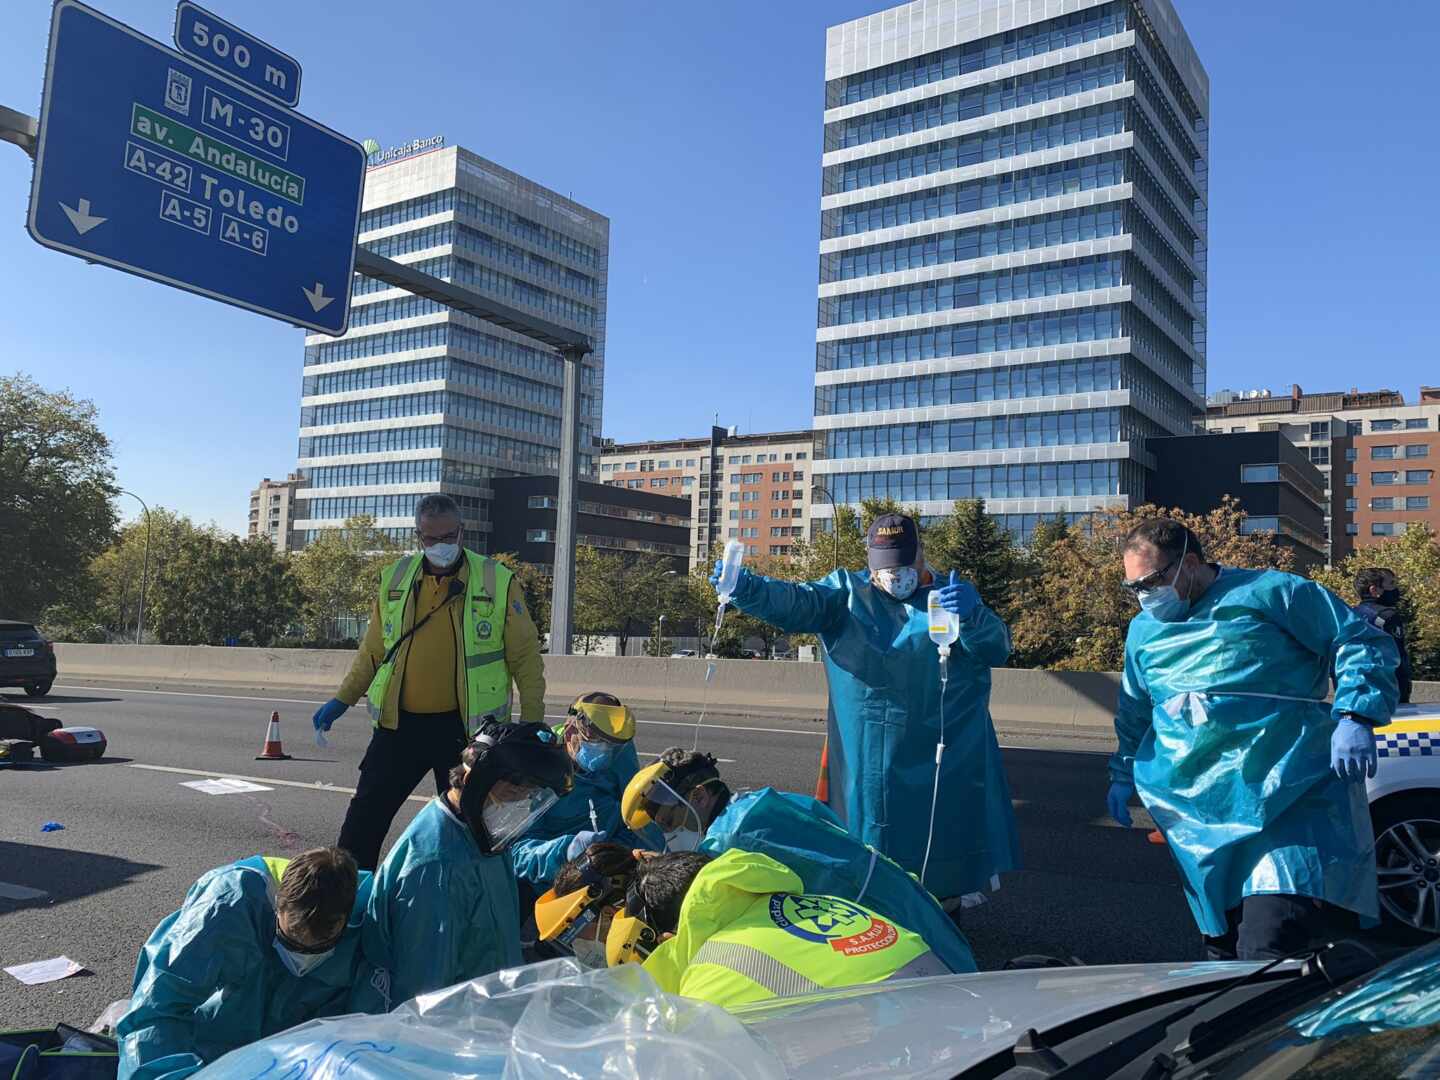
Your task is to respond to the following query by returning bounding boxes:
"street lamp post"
[810,484,840,571]
[655,569,677,655]
[119,490,152,645]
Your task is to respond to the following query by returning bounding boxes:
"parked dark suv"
[0,621,56,697]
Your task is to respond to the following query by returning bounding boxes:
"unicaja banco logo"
[364,135,444,167]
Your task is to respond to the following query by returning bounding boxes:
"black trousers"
[337,709,466,871]
[1203,894,1359,962]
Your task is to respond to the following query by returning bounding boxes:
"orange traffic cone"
[255,711,292,760]
[815,738,830,803]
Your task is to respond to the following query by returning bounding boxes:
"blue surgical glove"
[936,571,980,619]
[709,558,724,589]
[312,698,349,733]
[566,830,606,861]
[1331,716,1377,783]
[1107,781,1136,827]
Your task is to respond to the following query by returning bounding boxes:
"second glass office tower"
[813,0,1208,539]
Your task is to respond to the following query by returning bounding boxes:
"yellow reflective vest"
[363,551,513,737]
[643,849,946,1010]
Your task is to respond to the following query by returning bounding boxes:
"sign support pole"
[0,105,37,158]
[549,346,587,656]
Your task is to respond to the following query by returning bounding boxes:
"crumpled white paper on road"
[5,956,87,985]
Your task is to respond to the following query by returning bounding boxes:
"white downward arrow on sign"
[302,282,335,313]
[60,198,107,235]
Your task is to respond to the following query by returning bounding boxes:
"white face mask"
[571,935,608,970]
[424,541,460,569]
[481,789,557,852]
[1136,535,1191,623]
[273,935,334,978]
[874,566,919,600]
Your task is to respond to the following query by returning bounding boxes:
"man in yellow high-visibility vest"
[613,848,948,1010]
[312,494,547,870]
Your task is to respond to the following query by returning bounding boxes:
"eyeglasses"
[416,525,461,545]
[1121,556,1180,596]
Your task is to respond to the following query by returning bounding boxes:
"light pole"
[119,490,152,645]
[655,569,677,655]
[810,484,840,571]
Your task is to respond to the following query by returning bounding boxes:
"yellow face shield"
[621,760,669,831]
[605,905,659,967]
[570,699,635,742]
[534,884,595,944]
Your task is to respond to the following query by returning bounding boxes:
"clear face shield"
[480,780,559,853]
[645,778,705,852]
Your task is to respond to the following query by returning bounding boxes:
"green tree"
[1312,523,1440,680]
[290,515,405,642]
[1008,497,1297,671]
[0,374,118,618]
[923,499,1025,610]
[85,507,207,640]
[150,533,302,645]
[491,552,552,643]
[573,546,678,655]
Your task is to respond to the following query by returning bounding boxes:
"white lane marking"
[639,752,737,763]
[636,718,825,737]
[0,882,48,901]
[125,762,429,803]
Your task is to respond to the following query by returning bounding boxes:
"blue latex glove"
[709,558,724,590]
[566,830,606,861]
[1107,781,1136,827]
[1330,716,1377,782]
[312,698,349,733]
[936,571,980,619]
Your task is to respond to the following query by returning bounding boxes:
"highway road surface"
[0,678,1198,1031]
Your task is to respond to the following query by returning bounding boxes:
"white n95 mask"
[874,566,919,600]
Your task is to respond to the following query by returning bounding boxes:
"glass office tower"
[813,0,1208,540]
[293,145,608,550]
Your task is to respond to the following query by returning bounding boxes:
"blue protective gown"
[701,787,978,973]
[509,735,664,886]
[730,569,1020,900]
[1110,567,1399,937]
[348,797,520,1013]
[117,856,371,1080]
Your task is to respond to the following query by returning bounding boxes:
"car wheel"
[23,682,52,698]
[1372,792,1440,941]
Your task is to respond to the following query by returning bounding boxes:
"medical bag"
[38,728,108,763]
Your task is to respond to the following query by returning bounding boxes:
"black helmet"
[458,719,573,852]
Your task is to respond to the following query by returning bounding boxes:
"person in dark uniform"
[1352,567,1412,705]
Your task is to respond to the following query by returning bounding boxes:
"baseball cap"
[866,514,919,570]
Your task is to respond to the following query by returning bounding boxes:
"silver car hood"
[736,960,1264,1079]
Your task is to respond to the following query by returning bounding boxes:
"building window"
[681,477,694,488]
[1346,420,1363,436]
[729,492,739,503]
[796,452,808,460]
[743,509,760,521]
[1230,426,1245,434]
[1405,470,1433,485]
[1344,498,1357,511]
[1372,472,1398,485]
[1371,497,1395,510]
[1406,418,1430,430]
[1345,473,1358,487]
[1372,419,1400,432]
[658,460,670,469]
[1308,447,1329,465]
[1309,421,1329,440]
[1372,522,1401,536]
[729,510,739,520]
[1241,465,1280,483]
[526,529,554,542]
[527,495,556,509]
[1344,522,1358,535]
[1407,496,1431,510]
[1405,444,1430,458]
[624,461,637,471]
[1344,448,1357,461]
[791,508,803,518]
[794,470,805,480]
[784,453,794,461]
[1371,445,1398,460]
[628,479,643,489]
[1238,517,1279,535]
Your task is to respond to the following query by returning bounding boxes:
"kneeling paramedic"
[117,847,365,1080]
[533,841,640,969]
[712,513,1019,909]
[623,748,976,973]
[1109,519,1399,961]
[509,692,664,894]
[607,849,949,1009]
[349,720,572,1012]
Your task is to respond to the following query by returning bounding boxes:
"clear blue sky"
[3,1,1436,535]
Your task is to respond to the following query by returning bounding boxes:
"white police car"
[1369,703,1440,939]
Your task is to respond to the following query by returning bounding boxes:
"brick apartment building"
[1207,385,1440,561]
[599,426,816,566]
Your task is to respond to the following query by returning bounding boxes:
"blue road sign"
[173,2,302,108]
[27,0,363,335]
